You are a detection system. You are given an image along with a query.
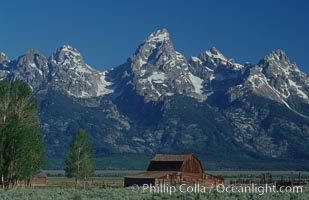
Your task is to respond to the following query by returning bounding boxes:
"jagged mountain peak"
[194,47,243,71]
[200,47,226,60]
[208,47,224,57]
[49,45,100,77]
[16,49,47,70]
[0,52,10,76]
[24,49,43,56]
[258,50,301,75]
[58,45,80,54]
[237,49,309,109]
[50,45,84,66]
[263,49,291,64]
[9,49,49,90]
[48,45,114,98]
[17,49,48,68]
[0,52,9,63]
[140,28,173,52]
[130,29,176,72]
[113,29,205,102]
[145,28,170,43]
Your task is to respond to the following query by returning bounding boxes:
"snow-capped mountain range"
[1,29,309,168]
[1,29,307,108]
[0,45,113,98]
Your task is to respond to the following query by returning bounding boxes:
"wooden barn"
[124,154,223,187]
[31,172,47,186]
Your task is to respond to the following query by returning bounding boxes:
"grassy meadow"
[0,170,308,200]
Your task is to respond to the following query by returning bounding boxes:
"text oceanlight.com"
[134,184,303,195]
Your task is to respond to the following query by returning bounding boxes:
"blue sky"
[1,0,309,71]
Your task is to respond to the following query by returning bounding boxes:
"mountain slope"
[0,29,309,169]
[110,29,205,102]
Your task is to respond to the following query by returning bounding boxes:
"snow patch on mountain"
[97,71,114,96]
[191,56,202,65]
[148,71,167,84]
[246,65,308,118]
[189,72,203,94]
[146,29,170,43]
[205,47,227,61]
[47,45,115,98]
[288,79,308,99]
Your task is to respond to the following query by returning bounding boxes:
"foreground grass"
[1,171,307,200]
[0,187,308,200]
[47,177,123,188]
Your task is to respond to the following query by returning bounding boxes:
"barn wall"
[31,177,47,185]
[204,174,224,184]
[180,155,203,173]
[124,154,223,187]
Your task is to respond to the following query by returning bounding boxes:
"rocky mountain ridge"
[1,29,308,108]
[1,29,308,169]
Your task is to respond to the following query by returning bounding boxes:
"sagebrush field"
[0,171,308,200]
[0,187,308,200]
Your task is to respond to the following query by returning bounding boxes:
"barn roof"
[125,171,177,179]
[151,154,192,161]
[35,172,47,178]
[147,160,183,171]
[125,171,223,179]
[147,154,202,172]
[124,154,224,186]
